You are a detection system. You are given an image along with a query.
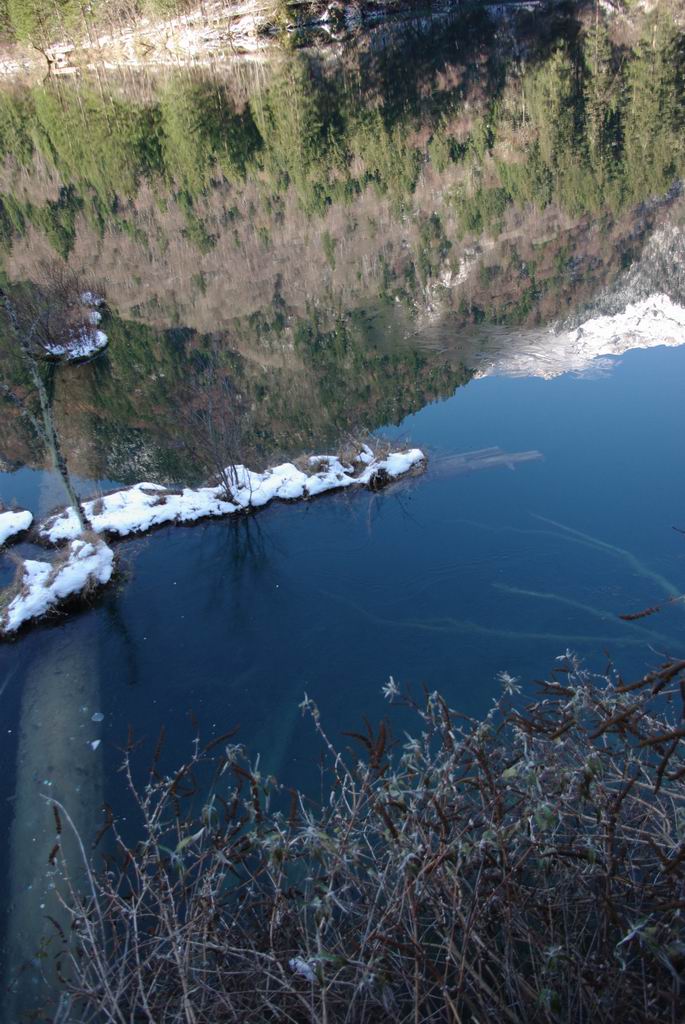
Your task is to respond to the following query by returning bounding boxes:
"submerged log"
[432,447,543,476]
[2,621,103,1022]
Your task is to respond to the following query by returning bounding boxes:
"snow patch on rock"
[41,482,237,542]
[44,293,108,362]
[2,445,423,637]
[569,293,685,355]
[44,326,109,362]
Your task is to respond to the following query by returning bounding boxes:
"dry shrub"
[50,654,685,1023]
[294,435,396,476]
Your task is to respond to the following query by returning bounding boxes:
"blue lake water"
[2,343,684,802]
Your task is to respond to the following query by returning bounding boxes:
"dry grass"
[0,547,25,614]
[44,653,685,1023]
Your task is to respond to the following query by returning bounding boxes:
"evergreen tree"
[623,15,684,201]
[32,84,159,201]
[0,91,34,165]
[525,48,578,173]
[583,17,618,181]
[252,60,332,213]
[159,81,259,194]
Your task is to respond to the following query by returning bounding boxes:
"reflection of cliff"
[6,146,676,342]
[472,292,685,380]
[0,8,683,479]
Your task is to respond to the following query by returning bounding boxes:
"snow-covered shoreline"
[39,447,425,543]
[1,445,425,637]
[1,539,114,636]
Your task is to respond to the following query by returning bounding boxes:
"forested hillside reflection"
[0,7,683,482]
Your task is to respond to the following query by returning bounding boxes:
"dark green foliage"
[0,192,25,237]
[0,198,11,250]
[351,111,421,207]
[417,212,451,283]
[468,112,495,161]
[252,59,337,215]
[526,47,578,171]
[583,19,618,180]
[458,185,511,236]
[0,91,34,165]
[28,186,82,260]
[428,126,455,173]
[160,80,260,194]
[292,312,468,434]
[3,0,193,42]
[178,192,217,254]
[143,0,191,13]
[31,85,162,202]
[496,148,554,209]
[322,229,336,269]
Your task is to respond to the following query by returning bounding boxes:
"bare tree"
[180,343,247,501]
[0,268,105,532]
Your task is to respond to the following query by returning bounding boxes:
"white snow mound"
[44,326,108,362]
[0,509,33,546]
